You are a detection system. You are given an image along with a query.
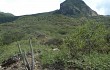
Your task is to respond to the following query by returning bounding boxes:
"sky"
[83,0,110,15]
[0,0,109,16]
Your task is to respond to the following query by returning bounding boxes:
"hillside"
[0,12,14,17]
[0,0,110,70]
[0,12,19,24]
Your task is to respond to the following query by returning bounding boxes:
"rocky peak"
[57,0,98,16]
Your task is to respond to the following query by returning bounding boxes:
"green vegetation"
[65,21,110,54]
[0,12,110,69]
[0,12,14,17]
[0,0,109,69]
[0,12,18,23]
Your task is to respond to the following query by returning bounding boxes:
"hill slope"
[0,12,14,17]
[0,0,110,70]
[0,12,19,24]
[0,13,110,69]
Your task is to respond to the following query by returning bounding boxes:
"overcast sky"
[0,0,109,16]
[83,0,110,15]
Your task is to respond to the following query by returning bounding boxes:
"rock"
[56,0,98,16]
[1,55,20,67]
[44,38,63,46]
[53,48,60,51]
[36,33,47,40]
[13,65,19,69]
[0,66,1,68]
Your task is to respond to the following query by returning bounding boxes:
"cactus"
[23,50,31,70]
[29,38,35,70]
[17,38,35,70]
[17,42,28,70]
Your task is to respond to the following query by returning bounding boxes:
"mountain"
[56,0,98,16]
[0,12,19,24]
[0,0,110,70]
[0,12,14,17]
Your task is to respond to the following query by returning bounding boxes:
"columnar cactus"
[17,38,35,70]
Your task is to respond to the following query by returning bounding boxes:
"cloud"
[60,0,65,3]
[96,0,110,15]
[83,0,110,15]
[0,0,61,16]
[0,0,109,16]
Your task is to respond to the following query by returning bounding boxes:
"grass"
[82,52,110,70]
[0,13,110,69]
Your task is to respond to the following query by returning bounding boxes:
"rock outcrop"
[56,0,98,16]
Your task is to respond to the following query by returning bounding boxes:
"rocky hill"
[56,0,98,16]
[0,0,110,70]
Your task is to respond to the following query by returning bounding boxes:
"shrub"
[0,31,25,45]
[44,38,63,46]
[64,21,110,57]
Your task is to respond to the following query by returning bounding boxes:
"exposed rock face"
[57,0,98,16]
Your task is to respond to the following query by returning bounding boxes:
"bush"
[0,31,25,45]
[64,21,110,57]
[44,38,63,46]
